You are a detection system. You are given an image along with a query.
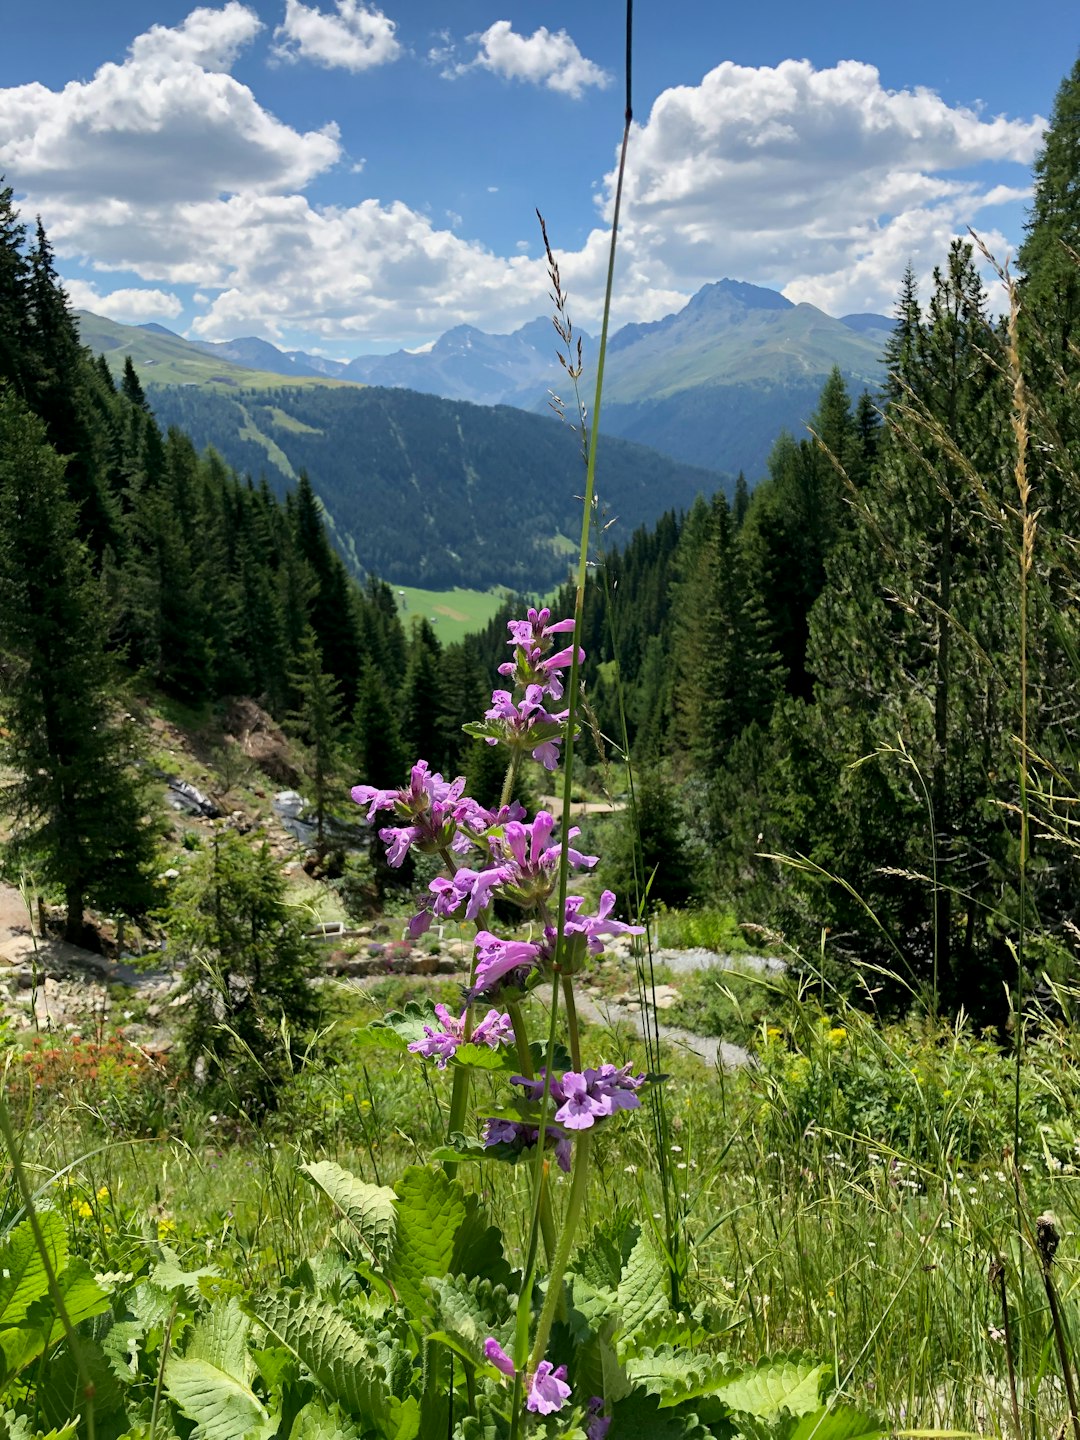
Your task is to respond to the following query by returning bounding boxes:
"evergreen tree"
[167,828,320,1106]
[0,388,158,942]
[400,620,444,767]
[287,629,344,859]
[0,182,31,396]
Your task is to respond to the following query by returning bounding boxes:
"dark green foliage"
[166,828,321,1106]
[287,629,344,859]
[0,388,159,941]
[148,382,729,590]
[602,771,700,914]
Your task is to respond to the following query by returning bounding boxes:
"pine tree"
[0,389,158,942]
[0,182,31,395]
[287,629,344,859]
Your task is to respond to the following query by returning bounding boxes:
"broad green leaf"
[38,1337,127,1430]
[450,1195,516,1290]
[0,1213,67,1328]
[165,1297,270,1440]
[302,1161,397,1270]
[624,1345,726,1406]
[616,1231,670,1340]
[39,1260,111,1349]
[387,1167,466,1318]
[151,1245,222,1298]
[101,1318,145,1381]
[291,1400,365,1440]
[712,1355,826,1418]
[427,1275,513,1369]
[609,1391,714,1440]
[736,1407,885,1440]
[246,1289,389,1425]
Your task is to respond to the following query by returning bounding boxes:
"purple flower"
[407,1004,514,1069]
[351,761,471,867]
[473,931,541,994]
[482,1117,572,1172]
[505,607,577,650]
[484,1337,515,1378]
[586,1397,611,1440]
[484,1334,572,1416]
[484,686,569,771]
[514,1064,645,1133]
[527,1361,572,1415]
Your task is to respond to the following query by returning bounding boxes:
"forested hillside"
[148,382,729,589]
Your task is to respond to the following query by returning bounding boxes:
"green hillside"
[75,311,358,393]
[147,382,729,590]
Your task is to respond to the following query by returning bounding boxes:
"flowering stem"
[561,974,582,1072]
[528,1130,592,1373]
[440,842,477,1172]
[507,998,556,1262]
[499,752,520,810]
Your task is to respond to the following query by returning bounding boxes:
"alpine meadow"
[3,3,1080,1438]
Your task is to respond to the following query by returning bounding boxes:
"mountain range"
[74,279,893,591]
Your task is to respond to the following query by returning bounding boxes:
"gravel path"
[571,986,752,1069]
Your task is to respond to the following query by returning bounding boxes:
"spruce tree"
[0,388,158,942]
[287,628,344,859]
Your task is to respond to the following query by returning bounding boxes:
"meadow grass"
[393,584,514,642]
[13,976,1080,1435]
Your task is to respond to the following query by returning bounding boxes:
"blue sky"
[0,2,1073,354]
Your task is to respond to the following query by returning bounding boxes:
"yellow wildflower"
[829,1027,846,1046]
[96,1185,110,1201]
[76,1201,93,1220]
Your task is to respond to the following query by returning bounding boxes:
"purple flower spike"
[351,760,472,868]
[482,1117,572,1172]
[527,1361,572,1414]
[552,1064,645,1132]
[484,1337,515,1378]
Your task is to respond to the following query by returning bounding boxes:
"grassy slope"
[76,310,360,393]
[393,585,511,643]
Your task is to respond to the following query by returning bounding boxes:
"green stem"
[561,975,582,1072]
[529,1132,592,1372]
[499,751,521,811]
[507,999,557,1262]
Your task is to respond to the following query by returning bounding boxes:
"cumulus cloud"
[272,1,401,73]
[446,21,610,99]
[63,280,183,324]
[594,58,1043,315]
[4,23,1046,348]
[0,3,339,205]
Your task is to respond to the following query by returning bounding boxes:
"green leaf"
[624,1345,725,1406]
[246,1289,389,1426]
[165,1297,270,1440]
[0,1213,67,1328]
[616,1230,670,1340]
[387,1167,466,1319]
[38,1337,127,1431]
[151,1245,222,1298]
[450,1195,516,1290]
[736,1407,885,1440]
[291,1401,365,1440]
[302,1161,397,1270]
[38,1260,111,1349]
[365,1003,440,1051]
[609,1391,714,1440]
[712,1355,826,1418]
[427,1275,513,1369]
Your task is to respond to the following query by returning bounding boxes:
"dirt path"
[571,988,752,1069]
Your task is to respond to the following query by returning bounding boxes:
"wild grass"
[12,976,1080,1434]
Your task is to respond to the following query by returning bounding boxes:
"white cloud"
[64,280,183,324]
[0,4,339,205]
[272,1,401,73]
[593,58,1043,315]
[447,21,610,100]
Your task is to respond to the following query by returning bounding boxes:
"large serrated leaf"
[38,1336,127,1430]
[247,1289,389,1426]
[165,1297,269,1440]
[0,1213,67,1328]
[616,1231,670,1339]
[736,1406,885,1440]
[302,1162,397,1270]
[713,1355,826,1418]
[387,1167,466,1318]
[450,1195,516,1291]
[625,1345,725,1405]
[610,1391,715,1440]
[38,1260,112,1350]
[290,1400,365,1440]
[427,1274,513,1369]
